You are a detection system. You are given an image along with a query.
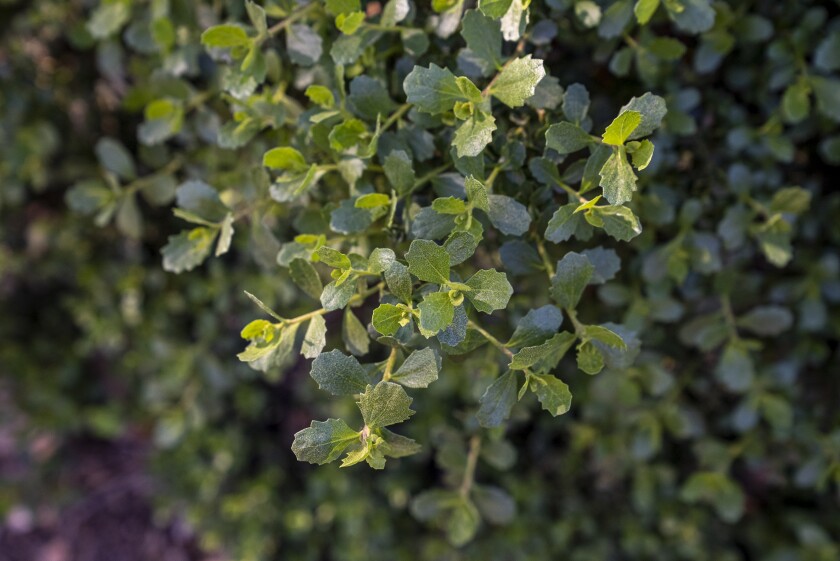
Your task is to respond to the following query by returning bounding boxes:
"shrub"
[1,0,839,559]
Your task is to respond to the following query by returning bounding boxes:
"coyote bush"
[1,0,839,559]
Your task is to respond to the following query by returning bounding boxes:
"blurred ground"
[0,393,218,561]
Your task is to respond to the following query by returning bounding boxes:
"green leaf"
[545,122,593,154]
[301,315,327,359]
[355,193,391,208]
[304,84,335,109]
[551,252,593,309]
[599,147,637,205]
[545,204,584,243]
[310,349,370,395]
[666,0,715,34]
[489,55,546,108]
[478,0,513,18]
[289,258,324,300]
[602,110,642,146]
[486,194,531,236]
[465,269,513,313]
[737,306,793,337]
[358,382,415,428]
[465,176,489,212]
[432,197,468,215]
[406,239,451,284]
[320,279,358,311]
[392,348,440,388]
[201,24,251,48]
[316,246,352,269]
[287,24,323,66]
[461,10,502,75]
[372,303,407,336]
[634,0,660,24]
[506,305,564,348]
[326,0,361,15]
[781,80,811,124]
[619,93,667,140]
[477,371,519,428]
[176,180,229,222]
[161,227,216,273]
[453,111,497,158]
[403,64,481,114]
[592,205,643,241]
[715,342,754,393]
[263,146,308,172]
[384,150,416,194]
[563,83,590,123]
[510,332,576,372]
[418,292,456,337]
[291,419,360,465]
[385,261,413,304]
[380,428,422,458]
[215,213,235,256]
[769,187,811,215]
[336,11,365,34]
[368,248,396,273]
[647,37,686,60]
[629,139,655,170]
[329,118,368,152]
[576,340,604,375]
[529,373,572,416]
[343,309,370,356]
[680,472,745,523]
[95,138,136,180]
[582,325,627,349]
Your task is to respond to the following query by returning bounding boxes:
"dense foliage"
[2,0,839,559]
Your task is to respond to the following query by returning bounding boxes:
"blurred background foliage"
[1,0,839,560]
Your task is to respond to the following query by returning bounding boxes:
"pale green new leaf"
[602,110,642,146]
[418,292,456,337]
[599,147,637,205]
[489,55,546,108]
[453,111,497,157]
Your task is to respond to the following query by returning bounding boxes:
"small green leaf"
[452,111,497,158]
[465,269,513,313]
[599,148,638,204]
[550,252,594,309]
[629,139,655,170]
[384,150,416,194]
[310,349,370,395]
[529,373,572,416]
[372,303,407,336]
[582,325,627,349]
[478,0,514,18]
[465,176,490,212]
[477,371,519,428]
[602,110,642,146]
[392,348,440,388]
[320,279,358,311]
[486,195,531,236]
[592,205,643,241]
[201,24,251,48]
[161,227,217,273]
[432,197,468,215]
[343,309,370,356]
[263,147,308,172]
[305,85,336,109]
[316,246,352,269]
[461,9,502,75]
[619,93,667,140]
[301,315,327,359]
[489,55,546,108]
[545,122,593,154]
[634,0,660,24]
[291,419,360,465]
[406,239,451,284]
[576,340,604,375]
[289,258,324,299]
[510,332,576,372]
[418,291,456,337]
[403,64,481,114]
[385,261,413,304]
[336,11,365,34]
[506,305,564,348]
[358,382,415,428]
[355,193,391,208]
